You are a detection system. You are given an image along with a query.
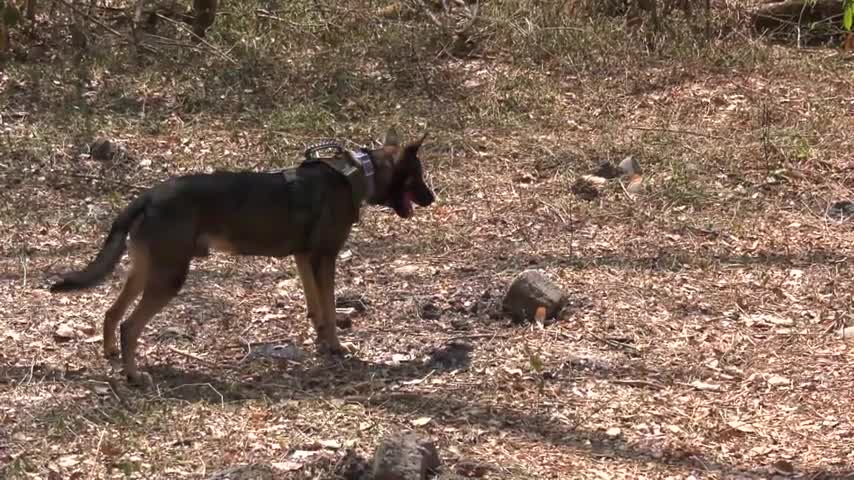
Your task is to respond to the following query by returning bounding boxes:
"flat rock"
[336,291,369,313]
[372,431,441,480]
[428,341,473,369]
[420,302,442,320]
[394,265,420,277]
[90,138,119,161]
[827,200,854,221]
[501,270,566,323]
[246,341,305,362]
[205,464,277,480]
[54,323,78,341]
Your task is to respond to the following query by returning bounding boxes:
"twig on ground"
[19,255,28,288]
[611,378,664,390]
[50,0,124,38]
[446,333,508,342]
[228,338,296,350]
[68,173,146,192]
[538,199,568,224]
[626,125,728,140]
[254,9,326,29]
[417,0,444,28]
[592,334,640,352]
[166,345,214,366]
[618,179,636,203]
[165,383,225,407]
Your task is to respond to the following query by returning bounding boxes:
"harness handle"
[304,141,344,161]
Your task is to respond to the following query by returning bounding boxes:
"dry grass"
[2,1,854,478]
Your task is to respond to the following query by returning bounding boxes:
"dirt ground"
[2,1,854,479]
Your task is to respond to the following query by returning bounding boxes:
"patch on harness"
[349,149,375,199]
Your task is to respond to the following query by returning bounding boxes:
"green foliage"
[0,0,19,53]
[1,0,19,27]
[844,0,854,31]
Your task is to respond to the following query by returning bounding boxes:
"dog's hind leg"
[102,245,148,366]
[119,260,190,386]
[311,253,344,355]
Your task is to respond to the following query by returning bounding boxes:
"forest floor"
[1,1,854,479]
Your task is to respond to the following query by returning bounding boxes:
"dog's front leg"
[297,253,344,353]
[295,253,320,321]
[310,254,345,355]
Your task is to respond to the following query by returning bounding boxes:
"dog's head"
[368,129,435,218]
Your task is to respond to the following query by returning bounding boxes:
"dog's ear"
[411,132,428,150]
[382,128,401,155]
[402,133,427,164]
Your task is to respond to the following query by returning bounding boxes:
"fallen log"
[752,0,845,37]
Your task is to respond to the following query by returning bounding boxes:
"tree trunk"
[191,0,217,38]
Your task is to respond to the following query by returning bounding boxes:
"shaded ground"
[2,1,854,479]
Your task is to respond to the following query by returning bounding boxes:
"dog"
[49,129,435,386]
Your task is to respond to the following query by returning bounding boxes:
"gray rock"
[502,270,566,323]
[372,432,441,480]
[246,340,305,362]
[618,155,642,176]
[428,341,473,369]
[827,200,854,221]
[90,138,118,161]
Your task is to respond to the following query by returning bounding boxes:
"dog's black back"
[144,163,357,258]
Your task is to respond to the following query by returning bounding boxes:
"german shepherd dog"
[49,130,435,386]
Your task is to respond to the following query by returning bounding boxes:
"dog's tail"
[50,193,150,293]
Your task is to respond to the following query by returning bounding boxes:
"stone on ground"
[372,431,441,480]
[502,270,566,323]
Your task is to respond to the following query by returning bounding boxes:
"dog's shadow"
[6,345,854,479]
[141,340,474,404]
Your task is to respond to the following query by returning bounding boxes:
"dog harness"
[291,141,376,221]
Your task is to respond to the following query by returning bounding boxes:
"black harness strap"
[295,141,374,222]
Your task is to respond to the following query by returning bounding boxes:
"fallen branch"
[166,345,214,365]
[752,0,845,35]
[155,12,237,65]
[611,378,665,390]
[50,0,125,39]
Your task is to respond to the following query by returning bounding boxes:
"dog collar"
[349,149,375,202]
